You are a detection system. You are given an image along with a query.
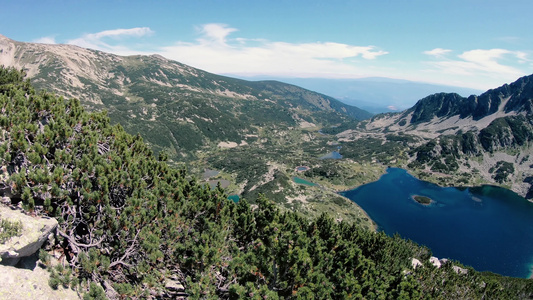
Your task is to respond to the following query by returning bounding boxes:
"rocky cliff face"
[405,74,533,125]
[367,74,533,134]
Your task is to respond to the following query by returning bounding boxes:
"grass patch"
[0,218,23,243]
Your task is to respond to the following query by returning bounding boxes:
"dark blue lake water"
[340,168,533,278]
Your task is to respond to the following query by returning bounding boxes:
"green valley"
[1,66,532,299]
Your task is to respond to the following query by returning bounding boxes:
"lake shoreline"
[340,167,533,278]
[339,167,529,204]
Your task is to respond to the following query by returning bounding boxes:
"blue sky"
[1,0,532,90]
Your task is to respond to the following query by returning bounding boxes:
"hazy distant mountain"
[241,77,483,113]
[2,32,532,204]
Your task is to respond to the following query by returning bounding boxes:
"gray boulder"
[429,256,441,268]
[453,265,468,275]
[0,205,58,266]
[165,275,188,298]
[411,258,422,269]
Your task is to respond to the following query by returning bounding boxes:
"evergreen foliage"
[0,217,23,243]
[1,66,532,299]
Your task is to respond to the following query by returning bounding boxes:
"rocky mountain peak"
[408,92,466,124]
[501,74,533,114]
[364,74,532,136]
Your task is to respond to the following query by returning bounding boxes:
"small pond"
[293,176,316,186]
[207,179,231,189]
[203,169,220,179]
[228,194,240,202]
[296,166,310,172]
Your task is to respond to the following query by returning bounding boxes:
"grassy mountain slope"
[0,35,371,160]
[0,34,379,225]
[1,66,532,299]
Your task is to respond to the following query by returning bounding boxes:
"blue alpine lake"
[228,194,240,202]
[340,168,533,278]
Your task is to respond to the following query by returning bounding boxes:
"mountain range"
[2,64,532,297]
[350,74,533,198]
[1,33,533,208]
[240,76,483,113]
[0,34,371,160]
[0,34,381,225]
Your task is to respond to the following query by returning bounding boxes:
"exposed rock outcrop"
[0,204,58,266]
[453,265,469,275]
[411,258,422,269]
[410,256,468,275]
[165,275,188,299]
[0,204,79,299]
[429,256,441,268]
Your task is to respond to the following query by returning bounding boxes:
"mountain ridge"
[0,34,380,224]
[405,73,533,124]
[0,34,371,118]
[348,74,533,199]
[0,34,372,159]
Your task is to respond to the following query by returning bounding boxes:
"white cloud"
[159,23,388,77]
[57,25,530,90]
[433,49,525,76]
[33,36,56,44]
[513,51,529,63]
[196,23,238,45]
[85,27,153,40]
[422,48,530,89]
[423,48,452,58]
[67,27,154,54]
[461,49,529,76]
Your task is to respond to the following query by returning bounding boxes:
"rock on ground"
[0,204,79,299]
[411,258,422,269]
[0,204,58,265]
[429,256,441,268]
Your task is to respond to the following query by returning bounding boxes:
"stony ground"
[0,254,80,300]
